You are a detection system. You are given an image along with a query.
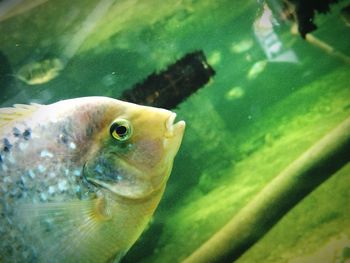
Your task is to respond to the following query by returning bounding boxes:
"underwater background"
[1,0,350,262]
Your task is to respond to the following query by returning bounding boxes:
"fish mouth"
[165,113,186,138]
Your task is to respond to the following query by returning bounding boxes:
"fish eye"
[109,119,133,142]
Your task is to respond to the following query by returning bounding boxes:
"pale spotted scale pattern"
[0,110,98,262]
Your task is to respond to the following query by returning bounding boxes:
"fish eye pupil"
[116,125,127,136]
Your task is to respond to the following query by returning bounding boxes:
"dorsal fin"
[0,103,43,127]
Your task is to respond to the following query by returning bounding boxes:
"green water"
[1,0,350,262]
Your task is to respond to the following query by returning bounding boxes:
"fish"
[0,96,185,262]
[15,58,64,85]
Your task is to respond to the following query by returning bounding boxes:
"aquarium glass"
[1,0,350,262]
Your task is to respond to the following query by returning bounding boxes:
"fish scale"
[0,121,88,262]
[1,113,85,257]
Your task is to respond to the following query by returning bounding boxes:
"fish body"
[15,58,64,85]
[0,97,185,262]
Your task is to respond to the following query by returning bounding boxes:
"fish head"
[83,98,185,200]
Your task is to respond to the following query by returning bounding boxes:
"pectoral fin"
[16,198,122,262]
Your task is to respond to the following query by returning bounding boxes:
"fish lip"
[166,113,176,134]
[165,113,186,138]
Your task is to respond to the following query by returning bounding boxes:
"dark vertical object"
[283,0,342,37]
[120,51,215,109]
